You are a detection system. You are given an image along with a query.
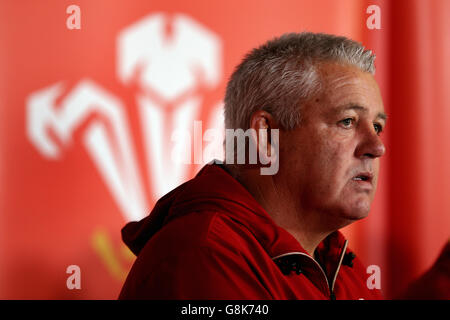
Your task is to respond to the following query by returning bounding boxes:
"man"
[119,32,386,299]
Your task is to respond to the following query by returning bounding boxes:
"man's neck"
[225,165,332,256]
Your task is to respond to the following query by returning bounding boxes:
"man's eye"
[374,123,383,134]
[339,118,354,128]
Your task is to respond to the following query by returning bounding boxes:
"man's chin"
[346,211,369,221]
[332,210,368,230]
[335,200,371,226]
[345,202,371,221]
[319,197,372,228]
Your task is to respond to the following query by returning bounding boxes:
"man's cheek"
[372,161,380,186]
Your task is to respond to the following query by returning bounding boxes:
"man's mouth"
[352,172,373,184]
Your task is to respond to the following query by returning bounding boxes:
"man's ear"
[249,110,279,166]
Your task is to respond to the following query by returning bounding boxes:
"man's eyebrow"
[377,112,388,121]
[335,103,388,121]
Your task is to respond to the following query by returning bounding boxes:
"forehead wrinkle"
[326,74,360,91]
[321,63,363,84]
[320,63,375,92]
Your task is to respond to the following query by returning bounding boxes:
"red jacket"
[119,163,383,300]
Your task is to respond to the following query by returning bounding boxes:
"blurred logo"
[25,13,224,281]
[26,13,223,222]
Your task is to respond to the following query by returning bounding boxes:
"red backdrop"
[0,0,448,299]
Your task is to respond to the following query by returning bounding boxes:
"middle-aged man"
[119,32,387,300]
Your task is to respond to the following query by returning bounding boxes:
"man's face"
[280,62,386,227]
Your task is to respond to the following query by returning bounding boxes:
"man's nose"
[355,125,386,159]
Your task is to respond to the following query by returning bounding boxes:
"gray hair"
[224,32,376,130]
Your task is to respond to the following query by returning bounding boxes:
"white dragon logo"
[26,13,224,222]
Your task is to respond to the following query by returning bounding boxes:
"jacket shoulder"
[119,210,272,299]
[146,210,255,259]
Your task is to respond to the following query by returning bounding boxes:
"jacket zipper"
[272,240,348,300]
[331,240,348,295]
